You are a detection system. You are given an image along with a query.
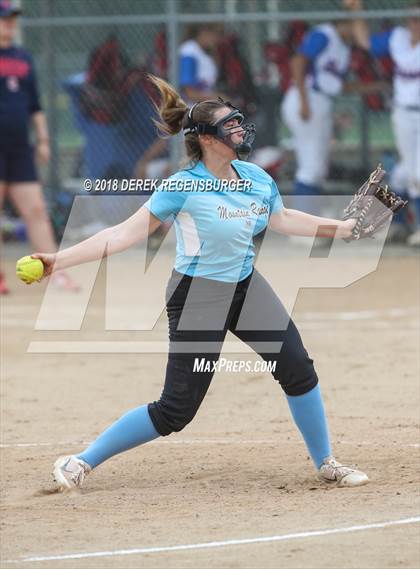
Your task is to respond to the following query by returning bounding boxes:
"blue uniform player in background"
[281,14,352,216]
[30,74,369,492]
[348,0,420,246]
[0,0,77,293]
[179,24,223,104]
[282,1,381,218]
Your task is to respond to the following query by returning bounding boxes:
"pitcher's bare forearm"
[54,208,162,272]
[269,207,354,239]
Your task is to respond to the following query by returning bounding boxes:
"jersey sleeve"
[269,179,284,215]
[179,55,198,88]
[143,186,188,222]
[369,29,392,58]
[27,54,42,114]
[298,30,329,61]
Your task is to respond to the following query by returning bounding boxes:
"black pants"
[148,268,318,436]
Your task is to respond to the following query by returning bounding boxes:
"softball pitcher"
[31,75,369,491]
[347,0,420,246]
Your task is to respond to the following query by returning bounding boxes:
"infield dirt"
[1,244,419,568]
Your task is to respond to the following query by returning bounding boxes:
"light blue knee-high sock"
[77,405,160,469]
[286,384,332,469]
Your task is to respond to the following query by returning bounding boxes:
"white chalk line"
[1,438,418,449]
[2,305,417,318]
[298,307,417,321]
[3,516,420,564]
[2,318,37,327]
[25,324,418,353]
[3,305,418,339]
[4,319,418,332]
[2,305,418,330]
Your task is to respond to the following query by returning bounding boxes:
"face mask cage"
[214,109,246,138]
[183,99,256,160]
[235,122,256,161]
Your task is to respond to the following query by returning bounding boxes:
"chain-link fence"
[8,0,418,235]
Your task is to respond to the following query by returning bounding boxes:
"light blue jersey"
[143,160,284,282]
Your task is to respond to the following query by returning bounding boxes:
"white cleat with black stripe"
[53,455,91,490]
[318,456,369,487]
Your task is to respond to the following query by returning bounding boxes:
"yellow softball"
[16,256,44,284]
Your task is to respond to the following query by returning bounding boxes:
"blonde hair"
[148,74,228,164]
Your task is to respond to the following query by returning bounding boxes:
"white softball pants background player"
[281,86,333,188]
[391,107,420,199]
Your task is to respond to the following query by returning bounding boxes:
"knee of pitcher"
[148,401,197,436]
[274,365,319,397]
[171,415,195,433]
